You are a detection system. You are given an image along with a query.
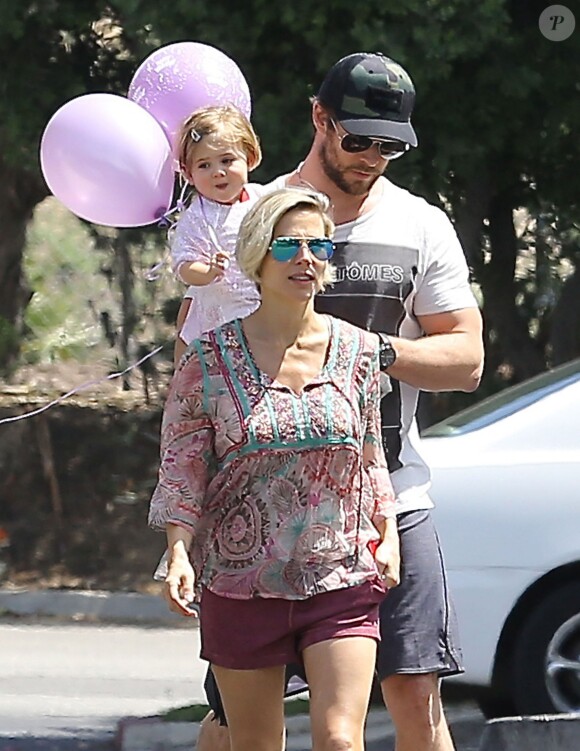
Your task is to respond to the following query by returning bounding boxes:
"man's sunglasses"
[270,237,335,262]
[330,119,409,160]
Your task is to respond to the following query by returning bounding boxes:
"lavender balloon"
[40,93,175,227]
[128,41,252,154]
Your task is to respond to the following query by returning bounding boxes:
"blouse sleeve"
[170,203,214,282]
[148,345,217,534]
[361,337,396,522]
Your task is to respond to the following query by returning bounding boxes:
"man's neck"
[291,153,384,225]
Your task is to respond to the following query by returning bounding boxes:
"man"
[197,51,484,751]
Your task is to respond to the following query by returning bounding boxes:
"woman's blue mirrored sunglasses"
[270,237,335,262]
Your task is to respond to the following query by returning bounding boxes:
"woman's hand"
[374,520,401,589]
[163,529,197,617]
[164,552,198,617]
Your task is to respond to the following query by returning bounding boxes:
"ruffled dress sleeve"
[148,345,217,534]
[169,200,214,283]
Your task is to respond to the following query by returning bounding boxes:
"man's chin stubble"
[319,143,382,195]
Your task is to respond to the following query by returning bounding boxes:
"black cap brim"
[340,117,418,148]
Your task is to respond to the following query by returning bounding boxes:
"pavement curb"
[116,702,485,751]
[116,707,390,751]
[116,716,199,751]
[0,587,187,626]
[478,713,580,751]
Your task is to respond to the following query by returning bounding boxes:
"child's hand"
[208,250,230,279]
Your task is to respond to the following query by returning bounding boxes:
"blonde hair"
[177,105,262,175]
[236,188,336,289]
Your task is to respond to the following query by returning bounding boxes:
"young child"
[171,105,264,364]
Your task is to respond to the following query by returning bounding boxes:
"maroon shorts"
[199,581,384,670]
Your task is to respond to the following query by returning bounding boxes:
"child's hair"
[177,105,262,175]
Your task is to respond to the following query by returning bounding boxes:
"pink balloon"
[128,41,252,153]
[40,93,175,227]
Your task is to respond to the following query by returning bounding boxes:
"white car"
[421,358,580,717]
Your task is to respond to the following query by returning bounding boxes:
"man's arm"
[386,307,484,393]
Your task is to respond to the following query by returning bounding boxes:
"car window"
[423,359,580,436]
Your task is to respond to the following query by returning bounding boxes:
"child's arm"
[170,203,230,286]
[177,250,230,286]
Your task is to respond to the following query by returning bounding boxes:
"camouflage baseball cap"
[317,52,418,147]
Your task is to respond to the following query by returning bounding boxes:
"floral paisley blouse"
[149,316,395,600]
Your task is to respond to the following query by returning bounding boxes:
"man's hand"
[374,522,401,589]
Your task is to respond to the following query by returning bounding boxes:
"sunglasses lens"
[378,142,407,159]
[271,238,334,262]
[341,134,371,153]
[340,129,407,159]
[271,238,300,261]
[309,239,334,260]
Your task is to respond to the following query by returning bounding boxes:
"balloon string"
[146,179,191,283]
[2,177,189,425]
[146,179,191,280]
[156,179,190,229]
[0,344,166,425]
[143,254,169,281]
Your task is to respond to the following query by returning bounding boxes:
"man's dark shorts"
[376,508,463,680]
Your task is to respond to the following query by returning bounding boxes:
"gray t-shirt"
[266,174,478,513]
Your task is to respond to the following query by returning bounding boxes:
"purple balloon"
[128,41,252,153]
[40,93,175,227]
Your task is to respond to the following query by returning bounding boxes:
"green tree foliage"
[0,2,145,369]
[0,0,579,396]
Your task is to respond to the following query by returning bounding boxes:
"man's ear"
[312,101,329,135]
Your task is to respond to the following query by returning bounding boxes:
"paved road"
[0,618,486,751]
[0,619,205,748]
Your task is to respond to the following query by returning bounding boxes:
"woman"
[149,188,400,751]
